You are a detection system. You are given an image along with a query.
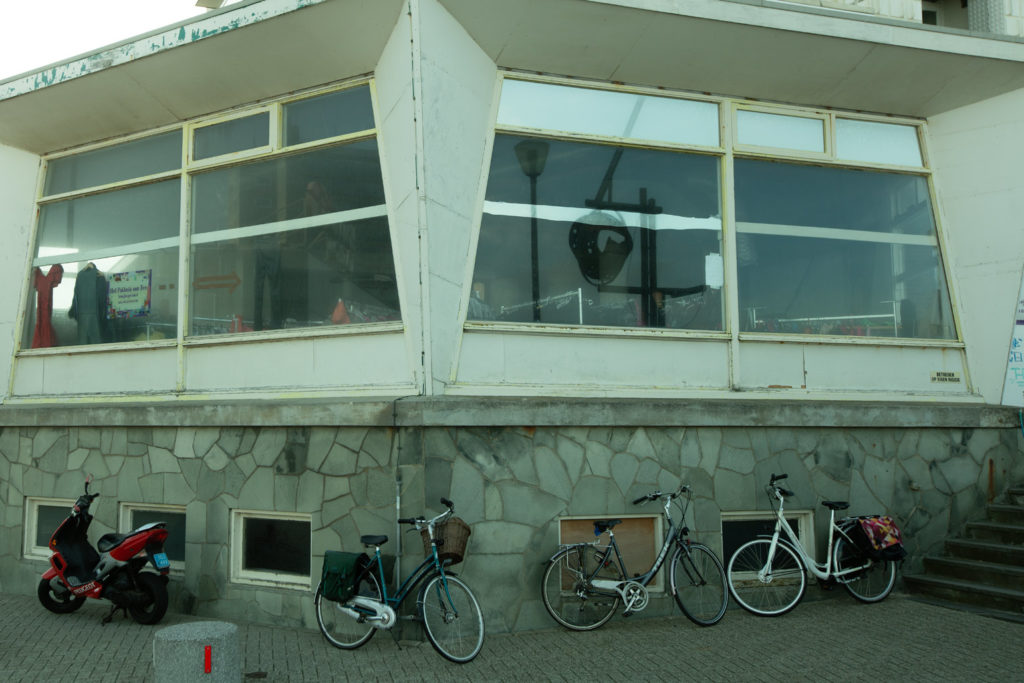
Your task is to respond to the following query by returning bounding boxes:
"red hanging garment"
[32,264,64,348]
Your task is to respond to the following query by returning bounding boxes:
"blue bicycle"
[315,498,484,663]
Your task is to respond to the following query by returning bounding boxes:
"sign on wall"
[1002,270,1024,407]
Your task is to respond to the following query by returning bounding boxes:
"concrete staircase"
[903,486,1024,622]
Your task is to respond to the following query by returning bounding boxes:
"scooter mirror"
[84,474,92,493]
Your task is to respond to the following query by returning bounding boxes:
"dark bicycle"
[541,484,728,630]
[315,498,484,663]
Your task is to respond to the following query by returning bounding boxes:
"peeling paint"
[0,0,325,101]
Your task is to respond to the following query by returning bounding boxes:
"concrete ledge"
[0,395,1019,429]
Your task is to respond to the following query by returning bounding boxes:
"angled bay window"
[22,82,400,352]
[735,161,955,339]
[471,81,724,330]
[25,132,182,349]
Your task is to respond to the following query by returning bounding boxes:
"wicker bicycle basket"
[421,516,471,565]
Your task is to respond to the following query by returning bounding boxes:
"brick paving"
[1,590,1021,682]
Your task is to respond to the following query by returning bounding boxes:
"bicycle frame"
[761,486,867,583]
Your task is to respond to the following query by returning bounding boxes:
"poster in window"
[107,269,152,319]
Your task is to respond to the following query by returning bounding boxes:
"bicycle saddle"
[593,520,622,533]
[361,535,388,546]
[821,501,849,510]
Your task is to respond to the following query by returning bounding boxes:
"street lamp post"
[514,139,549,322]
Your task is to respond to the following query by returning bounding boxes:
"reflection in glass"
[193,112,270,160]
[283,86,375,146]
[44,130,181,196]
[498,80,719,147]
[190,218,399,335]
[737,110,824,153]
[37,180,181,256]
[243,517,310,575]
[735,159,955,339]
[35,505,69,548]
[192,141,386,234]
[22,248,180,349]
[470,134,723,330]
[836,118,922,167]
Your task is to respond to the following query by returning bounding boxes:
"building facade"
[1,0,1023,632]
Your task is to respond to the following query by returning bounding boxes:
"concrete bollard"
[153,621,242,683]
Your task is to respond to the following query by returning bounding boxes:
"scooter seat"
[97,532,128,553]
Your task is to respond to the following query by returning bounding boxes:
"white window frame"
[720,509,816,562]
[230,509,312,589]
[557,513,665,592]
[119,502,186,573]
[23,497,73,560]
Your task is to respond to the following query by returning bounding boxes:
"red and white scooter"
[38,475,171,624]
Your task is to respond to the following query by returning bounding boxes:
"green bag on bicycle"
[321,551,369,603]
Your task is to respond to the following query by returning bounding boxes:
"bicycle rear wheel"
[540,544,622,631]
[670,543,728,626]
[419,574,484,663]
[315,571,381,649]
[727,538,806,617]
[833,537,896,603]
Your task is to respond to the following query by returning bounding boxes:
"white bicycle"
[726,473,898,616]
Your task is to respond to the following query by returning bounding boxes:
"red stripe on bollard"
[204,645,212,673]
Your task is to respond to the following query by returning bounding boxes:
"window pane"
[35,504,69,548]
[44,131,182,195]
[190,217,399,334]
[194,112,269,160]
[836,118,923,167]
[283,86,375,146]
[36,180,180,258]
[498,80,719,147]
[735,159,955,339]
[470,135,723,330]
[131,509,186,563]
[737,110,824,153]
[191,142,385,234]
[243,517,310,575]
[23,249,179,349]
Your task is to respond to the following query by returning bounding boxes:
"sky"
[0,1,244,81]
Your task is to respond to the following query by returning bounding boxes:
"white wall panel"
[184,333,413,393]
[13,348,177,397]
[456,332,729,391]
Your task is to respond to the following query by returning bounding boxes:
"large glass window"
[23,82,399,351]
[470,134,723,330]
[735,160,955,339]
[472,78,957,344]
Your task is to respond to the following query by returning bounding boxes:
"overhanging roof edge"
[0,0,327,102]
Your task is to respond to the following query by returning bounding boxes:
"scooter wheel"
[128,572,169,625]
[38,578,87,614]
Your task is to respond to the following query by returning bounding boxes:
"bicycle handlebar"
[398,499,454,530]
[768,473,795,497]
[631,485,692,506]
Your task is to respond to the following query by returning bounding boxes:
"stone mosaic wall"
[1,423,1021,633]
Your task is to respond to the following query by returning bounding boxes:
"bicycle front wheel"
[833,537,896,603]
[315,571,381,650]
[540,545,622,631]
[670,543,728,626]
[419,574,484,663]
[727,538,806,617]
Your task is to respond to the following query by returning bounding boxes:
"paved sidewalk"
[1,591,1021,682]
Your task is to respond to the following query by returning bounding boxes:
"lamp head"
[514,139,550,178]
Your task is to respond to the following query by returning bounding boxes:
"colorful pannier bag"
[857,516,907,560]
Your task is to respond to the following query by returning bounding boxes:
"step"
[1008,487,1024,507]
[965,521,1024,545]
[903,574,1024,615]
[921,555,1024,591]
[946,538,1024,565]
[987,503,1024,525]
[905,594,1024,625]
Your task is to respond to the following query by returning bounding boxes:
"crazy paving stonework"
[0,424,1021,633]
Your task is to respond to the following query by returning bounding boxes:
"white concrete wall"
[928,87,1024,404]
[414,0,499,394]
[0,144,40,402]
